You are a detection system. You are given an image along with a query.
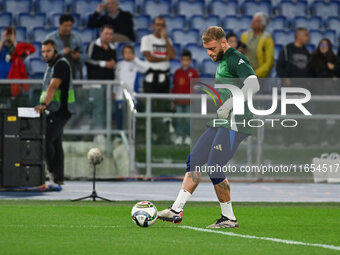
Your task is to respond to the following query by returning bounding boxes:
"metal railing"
[2,79,340,179]
[133,93,340,178]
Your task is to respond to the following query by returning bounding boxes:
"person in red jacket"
[172,50,199,145]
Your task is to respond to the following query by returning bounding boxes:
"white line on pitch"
[0,224,121,229]
[179,226,340,252]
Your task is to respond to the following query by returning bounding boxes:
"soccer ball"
[131,201,158,227]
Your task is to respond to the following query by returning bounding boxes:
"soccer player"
[158,26,260,228]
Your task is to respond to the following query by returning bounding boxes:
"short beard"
[214,49,225,62]
[46,54,57,65]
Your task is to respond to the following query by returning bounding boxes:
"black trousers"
[45,113,70,183]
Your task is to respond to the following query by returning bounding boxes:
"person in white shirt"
[140,16,175,93]
[114,45,149,129]
[140,16,176,142]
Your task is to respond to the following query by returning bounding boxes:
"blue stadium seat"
[177,0,204,19]
[327,17,340,38]
[312,1,339,19]
[200,58,218,76]
[18,13,46,30]
[293,16,322,31]
[324,30,337,46]
[163,15,186,32]
[183,43,207,63]
[278,1,308,20]
[273,29,295,45]
[73,0,101,19]
[309,30,324,47]
[36,0,66,14]
[309,30,337,47]
[83,42,90,51]
[266,16,287,34]
[136,29,151,42]
[49,13,81,28]
[29,41,42,59]
[73,28,96,44]
[134,15,151,30]
[274,44,282,60]
[0,13,12,27]
[16,27,27,41]
[190,15,220,36]
[241,0,271,16]
[119,0,135,13]
[306,44,315,53]
[133,43,144,59]
[209,0,238,17]
[171,29,199,46]
[31,27,55,42]
[173,43,182,58]
[144,0,171,18]
[222,16,252,32]
[29,58,46,78]
[5,0,32,17]
[170,59,181,75]
[333,45,338,55]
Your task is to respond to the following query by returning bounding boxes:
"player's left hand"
[217,105,230,119]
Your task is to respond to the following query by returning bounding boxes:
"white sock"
[171,189,192,212]
[220,201,236,220]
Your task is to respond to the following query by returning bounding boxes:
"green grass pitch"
[0,200,339,255]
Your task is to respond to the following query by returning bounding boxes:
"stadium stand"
[190,15,220,36]
[172,28,199,46]
[163,15,186,32]
[0,13,12,27]
[209,0,238,17]
[18,13,46,30]
[133,14,151,30]
[36,0,66,14]
[176,0,205,19]
[144,0,171,18]
[2,0,338,78]
[241,0,272,16]
[119,0,135,13]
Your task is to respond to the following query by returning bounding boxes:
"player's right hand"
[217,106,230,119]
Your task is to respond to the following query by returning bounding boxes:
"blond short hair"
[201,26,226,43]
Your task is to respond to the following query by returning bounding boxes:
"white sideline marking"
[180,226,340,251]
[0,224,120,229]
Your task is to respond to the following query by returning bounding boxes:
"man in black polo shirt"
[35,39,76,185]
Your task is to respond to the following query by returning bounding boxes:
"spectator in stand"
[45,14,85,79]
[0,27,35,107]
[140,16,176,143]
[114,45,149,129]
[277,27,310,81]
[226,32,247,55]
[241,12,274,78]
[172,50,199,146]
[226,32,238,48]
[88,0,135,42]
[309,38,340,78]
[86,25,117,130]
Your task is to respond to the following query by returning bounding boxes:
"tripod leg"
[72,195,93,201]
[96,196,113,202]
